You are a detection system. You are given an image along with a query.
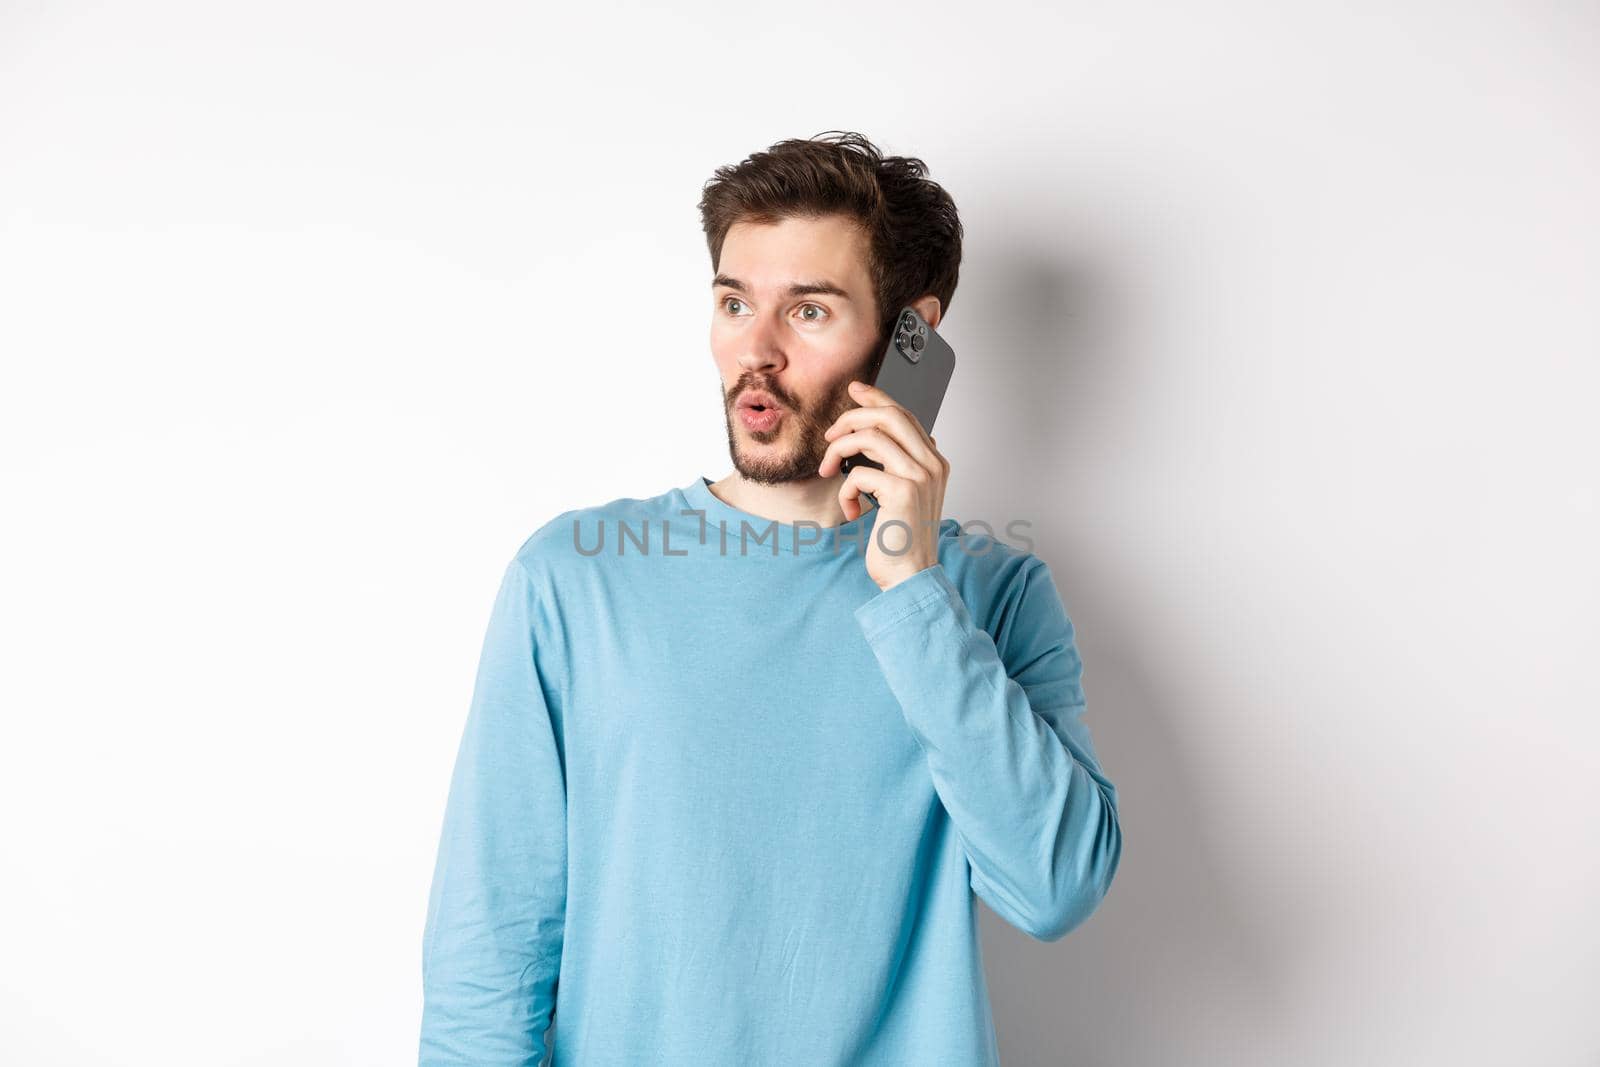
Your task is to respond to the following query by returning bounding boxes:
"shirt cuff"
[854,563,965,641]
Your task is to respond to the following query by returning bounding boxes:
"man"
[419,131,1122,1066]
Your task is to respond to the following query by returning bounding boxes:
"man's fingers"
[824,407,939,475]
[819,427,919,480]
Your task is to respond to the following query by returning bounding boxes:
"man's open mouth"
[737,391,785,432]
[738,391,783,413]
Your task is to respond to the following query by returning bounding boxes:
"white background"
[2,2,1596,1064]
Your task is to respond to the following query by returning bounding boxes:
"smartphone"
[840,306,957,483]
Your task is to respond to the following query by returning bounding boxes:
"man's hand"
[818,380,950,592]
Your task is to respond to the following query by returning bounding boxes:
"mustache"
[729,378,796,410]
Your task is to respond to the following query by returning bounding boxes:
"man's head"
[699,132,963,486]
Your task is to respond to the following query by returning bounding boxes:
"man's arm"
[854,558,1122,942]
[421,557,567,1066]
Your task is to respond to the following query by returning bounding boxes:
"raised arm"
[854,558,1122,942]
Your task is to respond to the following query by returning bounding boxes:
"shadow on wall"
[963,245,1290,1066]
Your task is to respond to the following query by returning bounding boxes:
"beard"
[721,349,882,486]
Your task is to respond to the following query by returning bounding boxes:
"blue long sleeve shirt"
[419,475,1122,1065]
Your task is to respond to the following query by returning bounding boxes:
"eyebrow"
[712,274,853,300]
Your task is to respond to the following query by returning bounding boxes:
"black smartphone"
[840,306,957,482]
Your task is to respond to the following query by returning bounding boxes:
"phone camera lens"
[900,312,917,331]
[910,333,925,352]
[896,331,912,350]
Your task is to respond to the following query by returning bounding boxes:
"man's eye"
[722,296,749,315]
[797,303,827,322]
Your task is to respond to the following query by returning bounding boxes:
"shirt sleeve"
[421,557,568,1066]
[854,559,1122,942]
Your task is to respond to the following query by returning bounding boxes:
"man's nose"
[737,312,787,374]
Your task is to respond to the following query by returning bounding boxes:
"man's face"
[710,213,882,485]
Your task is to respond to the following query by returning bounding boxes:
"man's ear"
[912,295,942,330]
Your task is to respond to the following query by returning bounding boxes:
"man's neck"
[707,471,876,531]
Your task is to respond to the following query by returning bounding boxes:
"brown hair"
[698,130,964,344]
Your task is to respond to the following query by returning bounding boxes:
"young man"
[419,132,1123,1066]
